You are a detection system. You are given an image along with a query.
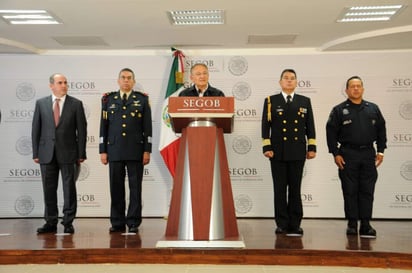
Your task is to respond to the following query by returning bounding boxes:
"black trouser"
[270,159,305,230]
[109,160,143,228]
[40,154,77,226]
[338,147,377,222]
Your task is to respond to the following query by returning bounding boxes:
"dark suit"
[261,93,316,230]
[99,90,152,229]
[178,84,225,97]
[32,95,87,226]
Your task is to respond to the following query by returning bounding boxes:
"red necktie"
[53,98,60,126]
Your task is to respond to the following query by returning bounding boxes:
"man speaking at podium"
[179,63,225,97]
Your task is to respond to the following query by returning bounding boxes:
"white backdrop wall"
[0,51,411,219]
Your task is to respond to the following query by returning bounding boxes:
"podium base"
[156,236,245,248]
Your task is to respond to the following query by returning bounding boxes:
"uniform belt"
[342,144,373,150]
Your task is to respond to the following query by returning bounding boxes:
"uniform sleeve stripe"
[262,139,271,146]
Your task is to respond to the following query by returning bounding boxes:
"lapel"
[58,95,71,127]
[272,93,285,106]
[271,93,288,114]
[46,95,55,125]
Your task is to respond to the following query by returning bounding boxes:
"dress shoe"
[275,227,286,234]
[37,223,57,234]
[286,227,304,237]
[64,225,75,234]
[359,226,376,239]
[109,226,126,233]
[346,220,358,235]
[129,225,139,233]
[346,227,358,235]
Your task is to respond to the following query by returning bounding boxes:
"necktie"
[122,93,127,105]
[286,95,292,104]
[53,98,60,126]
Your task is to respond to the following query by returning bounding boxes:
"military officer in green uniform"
[261,69,316,237]
[99,68,152,234]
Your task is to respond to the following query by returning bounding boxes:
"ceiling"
[1,0,412,55]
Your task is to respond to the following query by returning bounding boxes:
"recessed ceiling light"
[0,10,60,25]
[337,5,404,22]
[168,10,225,25]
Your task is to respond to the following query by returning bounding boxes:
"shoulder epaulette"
[135,90,148,96]
[102,91,116,103]
[103,91,116,97]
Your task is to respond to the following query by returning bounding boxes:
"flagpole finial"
[172,47,185,58]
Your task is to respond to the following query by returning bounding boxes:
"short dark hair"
[346,76,363,89]
[280,69,297,80]
[118,68,135,80]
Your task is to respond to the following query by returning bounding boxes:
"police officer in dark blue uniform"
[99,68,152,234]
[178,63,225,97]
[261,69,316,237]
[326,76,387,239]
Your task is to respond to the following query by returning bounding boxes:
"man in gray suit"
[32,73,87,234]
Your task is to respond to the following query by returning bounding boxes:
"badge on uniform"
[276,108,284,116]
[299,107,307,114]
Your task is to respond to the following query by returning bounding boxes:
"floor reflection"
[274,234,303,249]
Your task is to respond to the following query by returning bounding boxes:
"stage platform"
[0,218,411,269]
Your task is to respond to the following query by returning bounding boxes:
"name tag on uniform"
[343,120,352,125]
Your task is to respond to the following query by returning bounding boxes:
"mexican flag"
[159,48,185,177]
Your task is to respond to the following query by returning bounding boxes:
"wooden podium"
[157,97,244,248]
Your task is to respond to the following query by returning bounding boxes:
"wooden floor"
[0,218,411,269]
